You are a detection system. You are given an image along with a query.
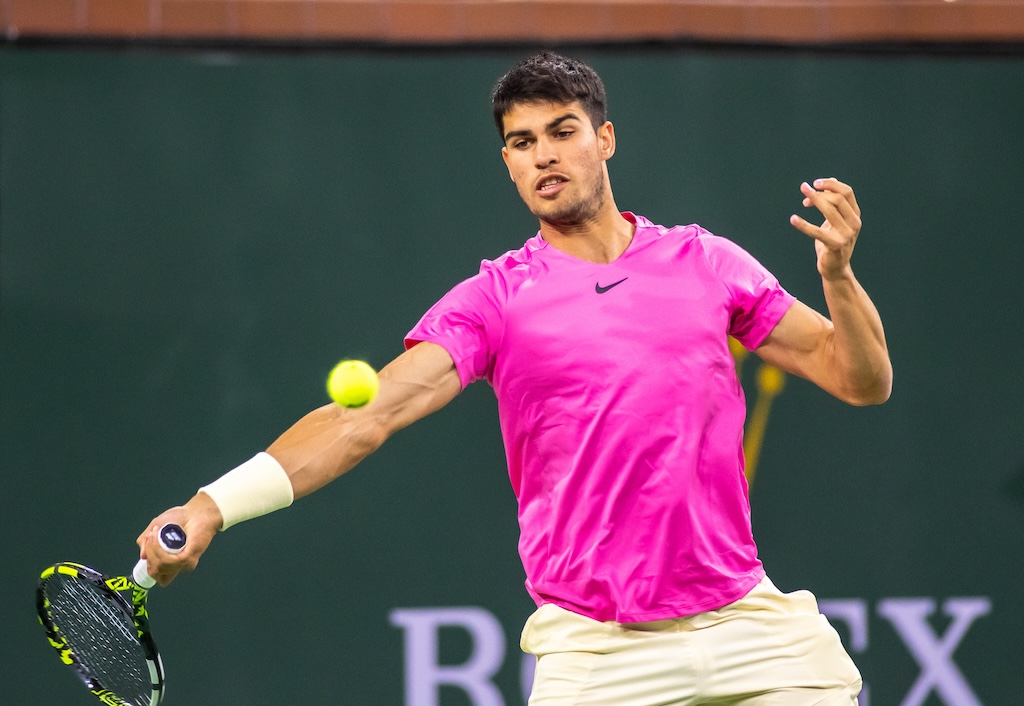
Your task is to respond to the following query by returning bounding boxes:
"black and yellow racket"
[36,524,187,706]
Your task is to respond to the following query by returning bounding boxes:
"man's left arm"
[754,178,893,406]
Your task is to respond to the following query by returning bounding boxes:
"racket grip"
[133,523,188,589]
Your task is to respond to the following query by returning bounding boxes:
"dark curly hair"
[491,52,608,140]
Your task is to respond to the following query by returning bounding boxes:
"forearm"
[138,343,459,584]
[821,269,892,405]
[266,402,389,500]
[137,405,387,583]
[210,342,458,514]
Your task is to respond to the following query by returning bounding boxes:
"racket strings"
[45,575,153,705]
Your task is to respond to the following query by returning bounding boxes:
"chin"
[536,201,598,227]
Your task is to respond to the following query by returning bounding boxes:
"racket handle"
[133,523,188,589]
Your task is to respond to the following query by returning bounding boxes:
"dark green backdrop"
[2,44,1022,704]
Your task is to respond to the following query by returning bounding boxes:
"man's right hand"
[136,492,223,586]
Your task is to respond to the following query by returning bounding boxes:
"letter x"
[877,597,991,706]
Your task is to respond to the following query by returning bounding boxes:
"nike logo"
[595,277,628,294]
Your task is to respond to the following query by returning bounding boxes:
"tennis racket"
[36,523,187,706]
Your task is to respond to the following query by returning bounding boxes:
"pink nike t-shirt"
[405,214,795,622]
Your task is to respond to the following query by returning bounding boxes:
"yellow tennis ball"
[326,360,379,408]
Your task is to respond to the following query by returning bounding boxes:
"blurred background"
[2,2,1023,704]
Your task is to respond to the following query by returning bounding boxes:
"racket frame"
[36,546,177,706]
[37,561,165,705]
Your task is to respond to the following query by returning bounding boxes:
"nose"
[534,136,558,168]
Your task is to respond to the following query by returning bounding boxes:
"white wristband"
[199,452,295,530]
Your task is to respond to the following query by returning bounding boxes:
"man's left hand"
[789,178,863,281]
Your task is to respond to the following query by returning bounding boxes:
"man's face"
[500,101,615,227]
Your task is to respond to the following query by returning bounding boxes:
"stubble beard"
[531,171,607,229]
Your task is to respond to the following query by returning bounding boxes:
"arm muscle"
[268,341,462,498]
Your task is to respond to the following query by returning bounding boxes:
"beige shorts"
[521,577,862,706]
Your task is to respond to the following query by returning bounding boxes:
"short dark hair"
[491,51,608,140]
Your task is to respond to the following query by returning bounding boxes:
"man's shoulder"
[629,212,705,237]
[635,216,753,259]
[627,214,714,254]
[486,233,544,266]
[436,235,543,309]
[472,234,546,285]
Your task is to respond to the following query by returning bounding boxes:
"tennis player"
[140,52,891,705]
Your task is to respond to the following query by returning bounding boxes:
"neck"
[539,199,634,264]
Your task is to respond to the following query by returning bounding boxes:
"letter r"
[390,607,507,706]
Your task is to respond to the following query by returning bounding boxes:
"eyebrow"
[503,112,582,144]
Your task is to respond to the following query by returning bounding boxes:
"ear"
[598,121,616,161]
[501,146,515,182]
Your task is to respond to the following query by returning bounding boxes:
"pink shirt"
[406,214,795,622]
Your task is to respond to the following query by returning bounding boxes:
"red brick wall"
[2,0,1023,45]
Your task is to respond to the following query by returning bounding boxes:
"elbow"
[846,385,891,407]
[840,365,893,406]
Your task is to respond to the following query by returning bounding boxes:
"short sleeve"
[699,232,796,350]
[404,265,506,389]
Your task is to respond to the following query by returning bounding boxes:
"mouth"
[535,174,569,197]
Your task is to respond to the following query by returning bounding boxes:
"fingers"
[807,177,860,216]
[790,178,862,281]
[788,212,819,238]
[146,528,201,586]
[138,511,189,585]
[138,497,220,585]
[138,508,185,553]
[802,181,861,230]
[146,536,190,586]
[791,179,861,244]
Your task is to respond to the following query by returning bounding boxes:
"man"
[140,52,891,705]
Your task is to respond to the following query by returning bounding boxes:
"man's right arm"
[137,341,461,584]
